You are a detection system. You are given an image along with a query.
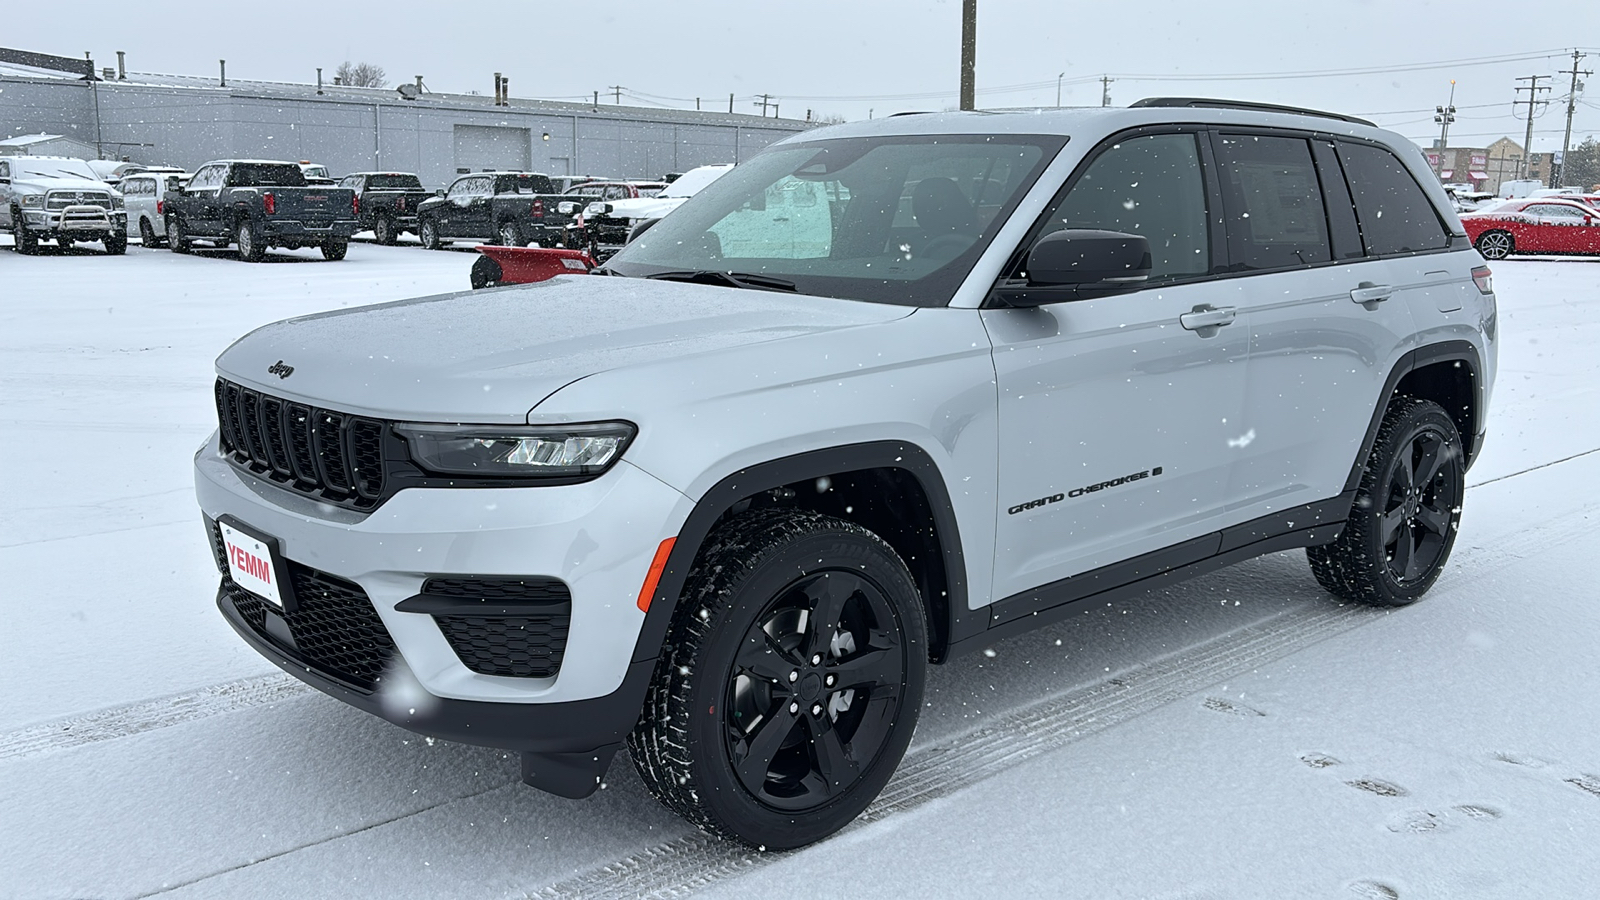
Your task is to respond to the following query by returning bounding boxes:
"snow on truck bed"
[2,239,1598,898]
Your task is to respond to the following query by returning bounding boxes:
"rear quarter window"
[1339,142,1450,256]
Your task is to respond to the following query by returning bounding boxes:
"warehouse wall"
[0,75,805,188]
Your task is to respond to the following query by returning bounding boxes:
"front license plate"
[219,521,284,608]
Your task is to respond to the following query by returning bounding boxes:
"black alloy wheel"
[1309,397,1465,605]
[1476,230,1513,260]
[630,509,926,849]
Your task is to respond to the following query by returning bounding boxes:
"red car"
[1461,197,1600,259]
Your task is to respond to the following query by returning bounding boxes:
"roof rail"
[1129,97,1375,128]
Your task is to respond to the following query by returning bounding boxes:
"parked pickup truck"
[415,172,577,250]
[0,156,128,255]
[337,172,434,245]
[163,160,358,261]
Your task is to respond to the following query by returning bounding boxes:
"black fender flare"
[1345,340,1484,493]
[629,440,978,666]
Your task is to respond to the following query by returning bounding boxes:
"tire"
[496,220,522,247]
[1308,396,1465,606]
[419,217,444,250]
[236,220,264,262]
[1476,230,1513,260]
[373,214,396,246]
[139,217,163,248]
[469,254,504,289]
[104,231,128,255]
[629,509,927,850]
[321,238,350,261]
[14,220,39,255]
[166,216,191,253]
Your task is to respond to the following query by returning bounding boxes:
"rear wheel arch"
[1346,341,1483,493]
[633,441,975,668]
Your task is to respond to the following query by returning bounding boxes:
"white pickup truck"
[0,156,128,255]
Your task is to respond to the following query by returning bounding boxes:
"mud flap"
[521,745,620,799]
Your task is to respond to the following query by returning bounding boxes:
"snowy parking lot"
[3,241,1599,899]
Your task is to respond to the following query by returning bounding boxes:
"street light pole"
[1433,80,1456,181]
[1056,71,1065,107]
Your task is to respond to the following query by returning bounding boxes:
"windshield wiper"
[644,270,798,292]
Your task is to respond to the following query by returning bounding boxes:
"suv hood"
[215,275,913,423]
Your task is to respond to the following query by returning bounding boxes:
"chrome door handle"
[1179,305,1237,332]
[1350,282,1394,304]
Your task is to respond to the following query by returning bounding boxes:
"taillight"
[156,200,164,215]
[1471,265,1493,294]
[352,194,360,216]
[532,199,544,219]
[263,192,276,215]
[397,197,406,212]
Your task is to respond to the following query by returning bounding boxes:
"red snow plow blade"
[471,246,597,289]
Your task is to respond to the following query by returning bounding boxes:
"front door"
[986,130,1248,602]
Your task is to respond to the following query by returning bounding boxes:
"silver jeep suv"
[195,98,1497,849]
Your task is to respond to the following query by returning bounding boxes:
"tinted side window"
[1214,134,1331,270]
[1339,142,1449,255]
[1036,132,1211,279]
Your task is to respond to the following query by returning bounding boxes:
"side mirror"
[996,229,1152,307]
[435,188,446,197]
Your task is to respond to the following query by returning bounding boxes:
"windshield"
[14,160,102,181]
[366,174,423,190]
[605,135,1063,306]
[660,165,733,198]
[230,164,308,187]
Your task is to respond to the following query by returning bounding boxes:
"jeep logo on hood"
[267,360,295,379]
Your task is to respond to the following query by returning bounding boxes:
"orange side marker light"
[636,537,677,612]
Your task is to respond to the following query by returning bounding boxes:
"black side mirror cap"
[993,229,1153,308]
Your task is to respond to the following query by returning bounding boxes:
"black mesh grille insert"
[213,378,385,509]
[435,614,570,678]
[214,522,395,691]
[421,577,573,603]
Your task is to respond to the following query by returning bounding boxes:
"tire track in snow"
[0,673,307,761]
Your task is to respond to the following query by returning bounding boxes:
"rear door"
[985,129,1249,600]
[184,165,228,236]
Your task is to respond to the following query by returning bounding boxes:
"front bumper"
[22,207,126,235]
[194,430,691,710]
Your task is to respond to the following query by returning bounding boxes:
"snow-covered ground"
[1,241,1597,899]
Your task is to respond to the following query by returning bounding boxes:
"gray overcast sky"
[10,0,1600,152]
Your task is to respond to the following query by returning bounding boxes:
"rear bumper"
[262,220,359,241]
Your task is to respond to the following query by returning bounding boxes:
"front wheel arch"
[632,441,974,669]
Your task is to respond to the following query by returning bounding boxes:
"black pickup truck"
[336,172,434,245]
[163,160,358,261]
[415,172,578,250]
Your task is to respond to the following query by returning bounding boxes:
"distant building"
[0,132,99,158]
[0,48,810,188]
[1424,138,1554,194]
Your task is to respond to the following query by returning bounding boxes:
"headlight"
[21,195,43,208]
[110,193,125,209]
[395,421,636,478]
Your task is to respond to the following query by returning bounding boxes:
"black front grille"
[421,577,573,603]
[212,522,396,690]
[435,614,570,678]
[214,378,386,509]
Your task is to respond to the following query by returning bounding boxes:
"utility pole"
[959,0,976,110]
[1555,50,1592,187]
[609,85,623,104]
[729,93,734,114]
[1433,80,1456,180]
[1100,75,1114,107]
[1056,71,1065,107]
[1513,74,1551,179]
[754,93,774,116]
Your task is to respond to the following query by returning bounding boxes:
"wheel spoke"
[736,629,798,683]
[1389,521,1415,579]
[828,646,901,691]
[1380,506,1408,543]
[1393,446,1416,490]
[1414,437,1447,485]
[804,715,860,792]
[1416,504,1450,537]
[805,574,857,657]
[732,705,799,796]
